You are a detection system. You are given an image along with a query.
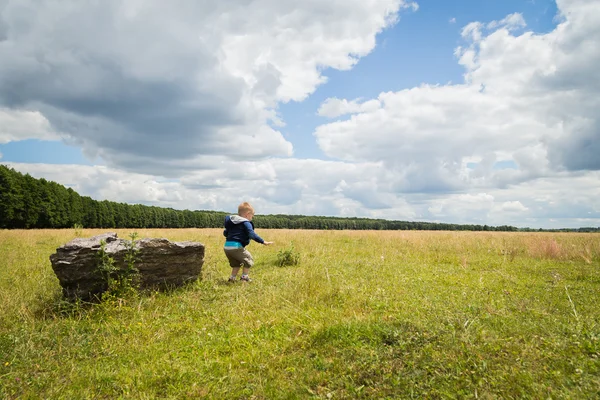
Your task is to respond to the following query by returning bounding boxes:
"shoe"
[227,276,237,283]
[240,275,252,282]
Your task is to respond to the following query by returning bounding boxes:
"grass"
[1,229,599,399]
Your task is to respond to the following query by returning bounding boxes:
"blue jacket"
[223,215,265,247]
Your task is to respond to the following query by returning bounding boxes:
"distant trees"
[1,164,597,232]
[0,165,227,230]
[251,215,522,231]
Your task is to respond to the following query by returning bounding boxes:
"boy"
[223,202,273,282]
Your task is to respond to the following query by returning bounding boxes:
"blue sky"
[1,0,598,228]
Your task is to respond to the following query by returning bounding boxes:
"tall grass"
[1,229,599,398]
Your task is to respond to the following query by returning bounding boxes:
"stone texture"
[50,232,204,300]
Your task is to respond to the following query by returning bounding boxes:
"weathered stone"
[50,233,204,300]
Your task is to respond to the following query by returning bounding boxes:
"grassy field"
[1,228,599,399]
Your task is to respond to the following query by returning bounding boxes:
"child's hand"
[263,241,274,245]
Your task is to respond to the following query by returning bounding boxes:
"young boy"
[223,202,273,282]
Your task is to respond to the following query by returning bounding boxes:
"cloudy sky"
[1,0,599,229]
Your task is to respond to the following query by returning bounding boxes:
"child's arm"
[243,221,267,244]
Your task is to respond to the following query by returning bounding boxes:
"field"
[1,228,599,399]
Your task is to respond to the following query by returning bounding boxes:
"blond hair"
[238,202,254,216]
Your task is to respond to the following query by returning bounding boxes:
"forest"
[1,164,597,232]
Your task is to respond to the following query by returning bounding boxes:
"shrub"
[276,244,300,267]
[97,232,140,303]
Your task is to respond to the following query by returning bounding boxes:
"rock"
[50,232,205,300]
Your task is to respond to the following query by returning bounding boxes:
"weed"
[72,223,84,237]
[97,233,140,303]
[276,243,300,267]
[97,239,118,281]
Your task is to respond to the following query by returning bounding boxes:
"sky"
[1,0,599,229]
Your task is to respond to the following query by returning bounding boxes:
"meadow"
[1,228,599,399]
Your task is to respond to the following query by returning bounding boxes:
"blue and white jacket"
[223,215,265,248]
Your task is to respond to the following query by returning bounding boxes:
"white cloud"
[423,172,599,227]
[449,17,456,24]
[487,13,527,31]
[314,83,558,195]
[0,0,411,170]
[461,22,484,42]
[308,0,600,227]
[315,0,600,185]
[0,108,61,143]
[427,193,495,225]
[407,2,419,12]
[499,201,528,213]
[317,98,382,118]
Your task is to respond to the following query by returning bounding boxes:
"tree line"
[1,165,597,232]
[0,165,227,229]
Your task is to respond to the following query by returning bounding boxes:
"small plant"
[97,239,118,281]
[72,223,83,237]
[123,232,141,285]
[276,243,300,267]
[96,233,140,303]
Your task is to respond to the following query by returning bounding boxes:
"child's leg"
[224,248,243,280]
[224,248,254,280]
[240,249,254,280]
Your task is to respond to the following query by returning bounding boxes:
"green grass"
[1,229,599,399]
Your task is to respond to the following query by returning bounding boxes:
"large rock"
[50,233,205,300]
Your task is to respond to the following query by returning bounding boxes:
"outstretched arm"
[243,221,269,244]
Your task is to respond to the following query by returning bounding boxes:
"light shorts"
[224,247,254,269]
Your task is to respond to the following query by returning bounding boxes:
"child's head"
[238,202,255,220]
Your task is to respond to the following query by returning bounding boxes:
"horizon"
[3,162,598,231]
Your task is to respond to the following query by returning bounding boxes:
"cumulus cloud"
[317,98,382,118]
[0,108,61,143]
[423,171,599,227]
[0,0,409,172]
[499,201,529,213]
[315,0,600,187]
[307,0,600,227]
